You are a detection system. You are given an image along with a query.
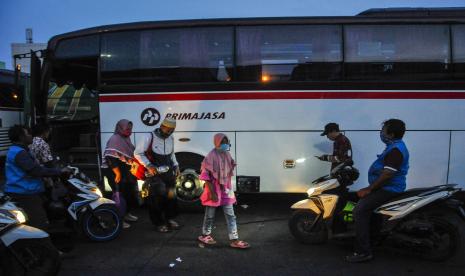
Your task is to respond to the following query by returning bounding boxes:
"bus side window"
[344,25,451,81]
[452,25,465,79]
[236,25,343,83]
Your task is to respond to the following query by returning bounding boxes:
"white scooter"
[45,166,122,242]
[289,160,465,261]
[0,194,61,275]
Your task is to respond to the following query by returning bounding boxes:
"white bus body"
[99,90,465,193]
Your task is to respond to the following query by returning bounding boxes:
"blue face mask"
[219,143,230,152]
[380,131,393,145]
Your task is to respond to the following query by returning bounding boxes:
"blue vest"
[4,145,44,195]
[368,140,409,193]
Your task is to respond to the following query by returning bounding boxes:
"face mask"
[380,131,393,145]
[219,143,230,152]
[158,128,173,138]
[122,129,132,137]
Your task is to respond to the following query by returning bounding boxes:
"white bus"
[0,70,24,160]
[40,8,465,204]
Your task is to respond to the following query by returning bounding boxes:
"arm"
[134,133,153,168]
[106,156,122,184]
[15,150,61,177]
[325,136,352,163]
[358,149,402,197]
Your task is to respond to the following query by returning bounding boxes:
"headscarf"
[201,133,236,186]
[104,119,135,164]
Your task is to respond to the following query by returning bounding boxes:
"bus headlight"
[11,209,27,224]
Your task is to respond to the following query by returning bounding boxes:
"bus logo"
[141,108,161,126]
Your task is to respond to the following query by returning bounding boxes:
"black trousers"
[326,185,349,233]
[7,193,49,231]
[104,167,138,213]
[353,189,398,254]
[145,174,178,226]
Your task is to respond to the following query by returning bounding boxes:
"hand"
[114,171,122,184]
[316,155,328,161]
[147,165,158,176]
[60,167,73,178]
[357,187,372,198]
[175,167,181,178]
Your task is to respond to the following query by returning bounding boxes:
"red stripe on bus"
[98,91,465,102]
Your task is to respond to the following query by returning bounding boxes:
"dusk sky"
[1,0,464,69]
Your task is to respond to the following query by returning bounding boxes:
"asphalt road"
[59,198,465,276]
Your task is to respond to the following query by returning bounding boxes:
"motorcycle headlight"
[91,187,103,197]
[11,209,27,224]
[307,187,316,197]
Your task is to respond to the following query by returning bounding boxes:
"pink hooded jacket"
[199,133,236,207]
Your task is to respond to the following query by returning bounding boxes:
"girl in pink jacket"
[197,133,250,249]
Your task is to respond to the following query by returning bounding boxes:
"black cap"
[321,123,340,136]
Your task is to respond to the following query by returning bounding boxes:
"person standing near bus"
[134,117,181,233]
[103,119,139,229]
[317,122,353,234]
[197,133,250,249]
[317,122,352,169]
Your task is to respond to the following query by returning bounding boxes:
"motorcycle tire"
[1,237,61,276]
[80,204,122,242]
[289,209,328,244]
[420,212,463,262]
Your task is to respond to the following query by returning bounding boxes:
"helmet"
[338,166,360,185]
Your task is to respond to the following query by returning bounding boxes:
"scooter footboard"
[1,225,49,247]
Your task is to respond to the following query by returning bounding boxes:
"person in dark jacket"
[317,122,352,170]
[4,125,70,230]
[103,119,139,229]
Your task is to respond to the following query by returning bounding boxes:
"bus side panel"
[236,132,331,193]
[449,132,465,188]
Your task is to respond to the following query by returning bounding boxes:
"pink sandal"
[230,240,250,249]
[198,235,217,245]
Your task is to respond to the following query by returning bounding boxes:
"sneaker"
[125,213,138,222]
[123,222,131,229]
[345,252,373,263]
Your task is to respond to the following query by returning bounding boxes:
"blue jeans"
[202,205,239,240]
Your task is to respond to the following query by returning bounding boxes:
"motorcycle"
[45,166,122,242]
[0,194,61,275]
[289,160,465,261]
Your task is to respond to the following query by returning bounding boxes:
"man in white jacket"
[134,117,181,232]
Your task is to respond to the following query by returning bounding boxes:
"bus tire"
[175,152,204,211]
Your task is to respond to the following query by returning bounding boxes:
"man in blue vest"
[346,119,409,263]
[4,125,69,230]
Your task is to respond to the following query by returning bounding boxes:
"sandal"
[156,225,171,233]
[198,235,217,245]
[168,220,181,230]
[230,240,250,249]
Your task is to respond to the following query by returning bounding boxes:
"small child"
[197,133,250,249]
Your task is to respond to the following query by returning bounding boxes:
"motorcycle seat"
[385,184,457,203]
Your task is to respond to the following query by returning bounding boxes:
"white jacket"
[134,131,178,168]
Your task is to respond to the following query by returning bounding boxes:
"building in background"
[11,28,46,73]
